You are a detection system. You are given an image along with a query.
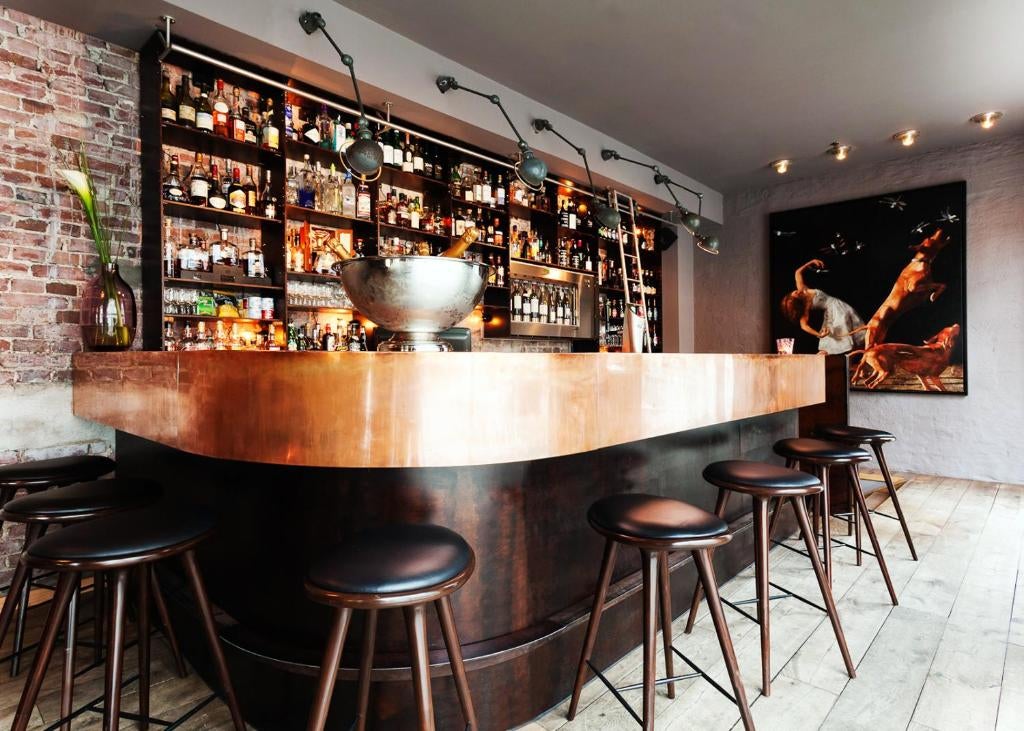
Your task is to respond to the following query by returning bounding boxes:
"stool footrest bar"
[767,581,827,614]
[585,660,643,727]
[830,537,876,557]
[670,646,741,707]
[870,510,899,521]
[719,597,760,625]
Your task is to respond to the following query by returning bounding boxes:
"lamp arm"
[316,26,368,121]
[450,83,530,148]
[547,126,600,199]
[605,149,705,203]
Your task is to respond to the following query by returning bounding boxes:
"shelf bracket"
[157,15,175,61]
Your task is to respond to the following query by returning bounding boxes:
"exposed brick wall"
[0,6,141,580]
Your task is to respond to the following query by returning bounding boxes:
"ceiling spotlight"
[893,129,918,147]
[970,111,1003,129]
[771,159,791,174]
[828,141,851,161]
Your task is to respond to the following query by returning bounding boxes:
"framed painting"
[769,181,966,394]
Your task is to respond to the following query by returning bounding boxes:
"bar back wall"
[694,135,1024,484]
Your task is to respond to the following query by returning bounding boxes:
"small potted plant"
[56,144,137,351]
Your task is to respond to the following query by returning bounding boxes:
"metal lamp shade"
[681,211,701,235]
[696,234,720,255]
[515,149,548,190]
[343,132,384,180]
[595,203,621,229]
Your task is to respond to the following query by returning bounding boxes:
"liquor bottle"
[341,173,356,218]
[494,217,504,246]
[568,198,577,230]
[496,260,505,287]
[228,167,246,213]
[160,71,176,122]
[285,165,299,206]
[244,237,265,277]
[413,142,424,173]
[259,170,276,219]
[176,74,196,127]
[402,134,414,173]
[317,104,333,150]
[298,155,316,209]
[230,87,246,142]
[530,284,540,322]
[207,163,227,209]
[163,321,177,351]
[260,97,279,150]
[559,200,568,227]
[423,145,434,178]
[381,128,395,167]
[195,87,214,133]
[301,108,321,145]
[162,154,185,202]
[242,166,258,214]
[215,227,239,266]
[188,153,209,206]
[481,173,492,207]
[356,180,372,220]
[333,115,348,152]
[243,104,258,145]
[321,323,335,351]
[409,196,421,230]
[162,218,176,277]
[472,172,482,204]
[284,101,295,141]
[512,282,522,321]
[449,166,462,199]
[495,174,506,206]
[212,80,230,137]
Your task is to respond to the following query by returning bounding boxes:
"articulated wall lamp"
[436,76,548,190]
[602,149,717,254]
[300,11,383,181]
[532,119,620,229]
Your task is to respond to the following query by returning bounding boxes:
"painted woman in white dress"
[780,259,866,354]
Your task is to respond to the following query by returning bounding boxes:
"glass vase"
[80,262,136,351]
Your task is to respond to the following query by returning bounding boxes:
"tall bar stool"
[683,461,856,696]
[815,425,918,560]
[10,505,245,731]
[0,478,188,728]
[773,438,898,605]
[0,454,116,675]
[568,494,754,731]
[306,523,477,731]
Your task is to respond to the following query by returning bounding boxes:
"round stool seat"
[0,478,161,523]
[703,460,822,497]
[25,505,214,568]
[0,455,115,490]
[774,438,870,464]
[816,425,895,444]
[588,494,728,544]
[308,524,473,596]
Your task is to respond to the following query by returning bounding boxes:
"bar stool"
[0,455,116,675]
[773,438,898,605]
[306,523,477,731]
[10,504,245,731]
[568,494,754,731]
[0,478,188,727]
[815,425,918,560]
[683,461,856,696]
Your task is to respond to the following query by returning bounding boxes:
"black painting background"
[768,181,966,392]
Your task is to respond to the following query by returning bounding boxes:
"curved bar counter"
[73,351,823,730]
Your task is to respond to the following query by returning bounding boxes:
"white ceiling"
[336,0,1024,191]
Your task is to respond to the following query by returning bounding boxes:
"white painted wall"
[694,136,1024,482]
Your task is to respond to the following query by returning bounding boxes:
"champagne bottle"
[440,226,479,258]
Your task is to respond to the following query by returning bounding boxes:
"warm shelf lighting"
[771,159,791,174]
[893,129,918,147]
[827,141,851,161]
[970,111,1003,129]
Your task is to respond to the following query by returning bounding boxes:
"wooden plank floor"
[0,474,1019,729]
[526,474,1024,731]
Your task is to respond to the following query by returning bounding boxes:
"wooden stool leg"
[307,607,352,731]
[137,565,151,731]
[640,549,659,731]
[851,478,863,566]
[404,603,436,731]
[752,496,772,696]
[874,443,918,560]
[93,571,105,664]
[354,608,377,731]
[149,567,187,678]
[181,550,246,730]
[820,466,833,584]
[657,552,676,699]
[684,488,730,633]
[766,495,784,543]
[103,569,129,731]
[8,523,44,677]
[0,524,42,648]
[848,466,899,605]
[436,596,477,730]
[692,549,754,731]
[791,497,856,678]
[59,581,80,731]
[11,572,77,731]
[567,539,618,719]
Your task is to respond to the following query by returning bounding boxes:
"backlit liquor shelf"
[142,38,666,351]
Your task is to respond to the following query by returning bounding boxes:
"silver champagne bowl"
[338,256,488,351]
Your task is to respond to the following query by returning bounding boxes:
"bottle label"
[213,99,230,114]
[247,191,257,209]
[162,107,177,122]
[209,194,227,210]
[196,111,213,131]
[382,145,394,166]
[263,126,280,150]
[356,193,371,219]
[233,120,246,141]
[178,105,195,123]
[190,179,209,199]
[304,128,321,145]
[229,189,246,211]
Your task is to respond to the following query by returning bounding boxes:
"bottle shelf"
[378,166,448,191]
[599,285,625,294]
[161,122,281,165]
[450,198,508,216]
[557,225,597,239]
[284,204,374,230]
[510,257,595,277]
[508,201,556,217]
[287,270,346,283]
[378,222,449,241]
[468,240,507,251]
[164,200,281,228]
[164,275,282,292]
[162,313,281,324]
[287,304,353,312]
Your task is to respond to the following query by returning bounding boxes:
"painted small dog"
[849,323,960,391]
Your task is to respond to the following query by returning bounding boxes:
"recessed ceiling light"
[827,141,851,161]
[893,129,918,147]
[970,111,1003,129]
[770,159,791,174]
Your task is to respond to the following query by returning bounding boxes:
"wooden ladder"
[612,190,651,352]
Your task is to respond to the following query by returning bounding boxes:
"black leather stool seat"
[1,478,160,521]
[588,494,728,543]
[703,460,822,496]
[0,455,115,490]
[816,425,895,444]
[308,524,472,595]
[774,438,870,463]
[25,505,214,566]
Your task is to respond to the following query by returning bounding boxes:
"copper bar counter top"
[72,351,823,468]
[72,350,823,730]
